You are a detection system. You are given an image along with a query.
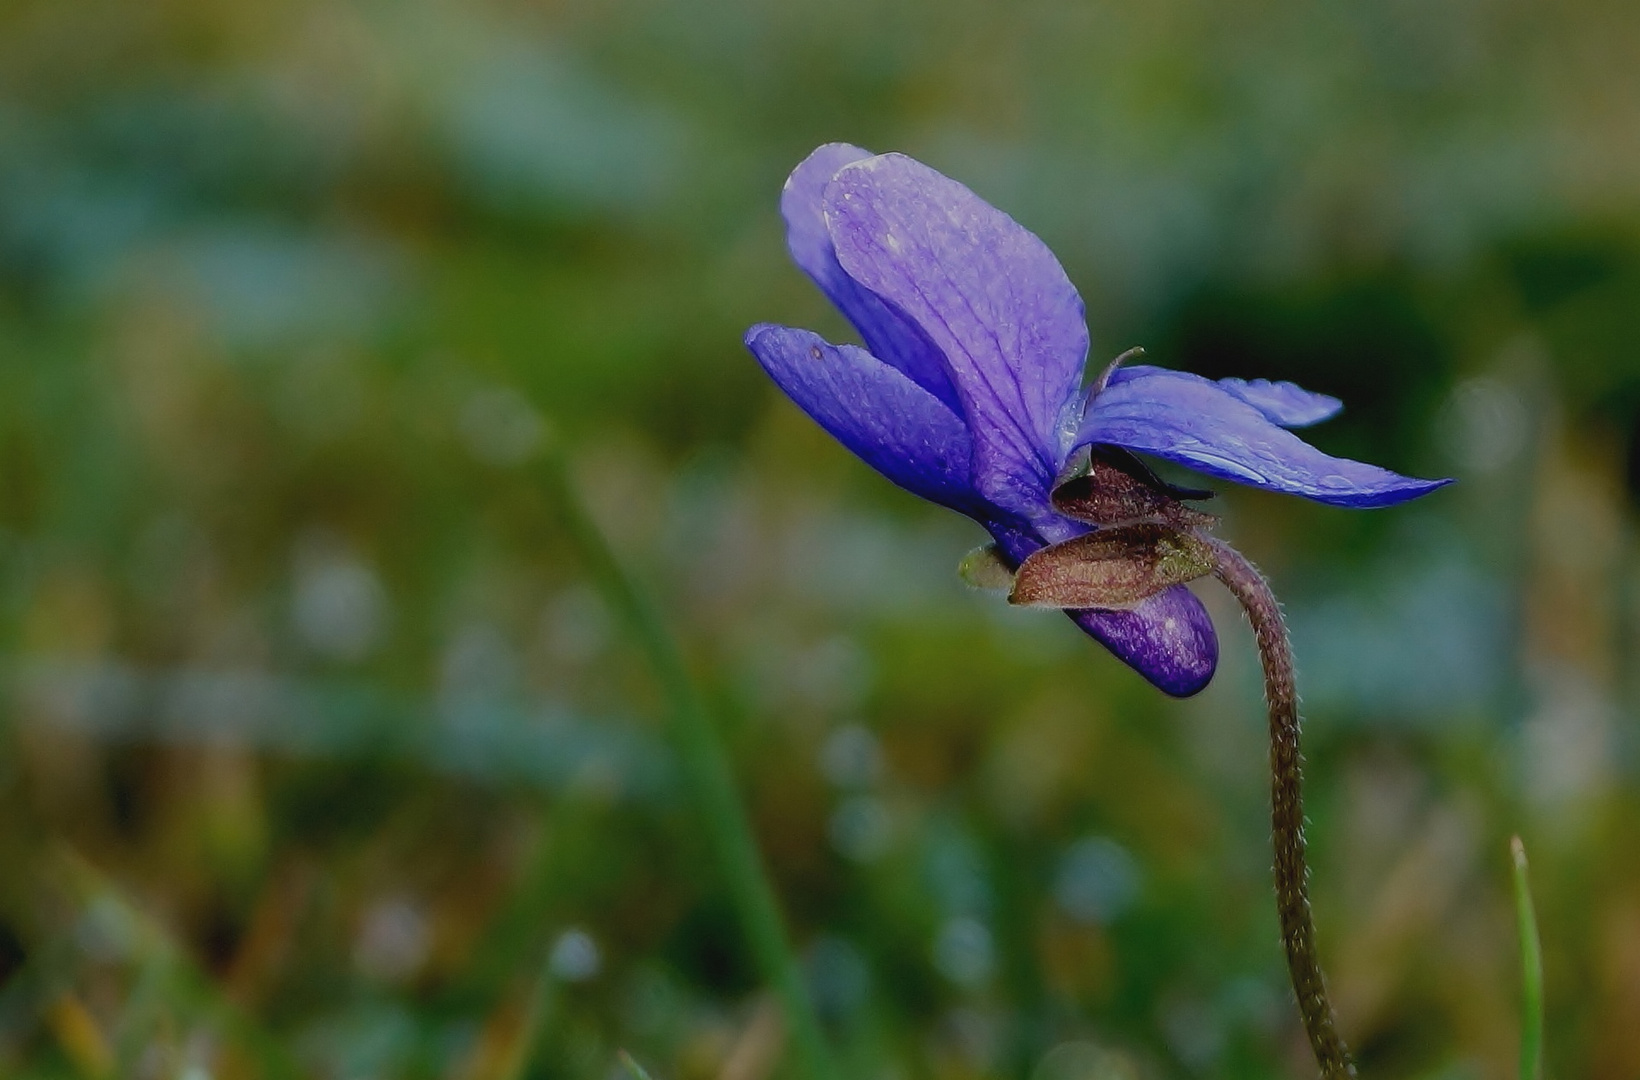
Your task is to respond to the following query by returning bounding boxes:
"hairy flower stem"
[540,447,840,1080]
[1204,536,1356,1079]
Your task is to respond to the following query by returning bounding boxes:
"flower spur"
[746,144,1450,1078]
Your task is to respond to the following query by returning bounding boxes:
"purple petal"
[825,154,1088,521]
[1070,590,1219,698]
[1079,368,1451,508]
[988,522,1219,697]
[746,324,978,511]
[1108,365,1342,428]
[1216,377,1342,427]
[780,145,959,410]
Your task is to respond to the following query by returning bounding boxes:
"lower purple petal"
[1068,588,1219,698]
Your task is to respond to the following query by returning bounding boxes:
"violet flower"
[748,147,1452,1078]
[747,143,1447,698]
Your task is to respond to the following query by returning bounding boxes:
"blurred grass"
[1511,838,1542,1080]
[539,442,837,1080]
[1,0,1639,1077]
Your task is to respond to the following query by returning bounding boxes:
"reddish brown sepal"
[1008,523,1217,609]
[1052,450,1218,529]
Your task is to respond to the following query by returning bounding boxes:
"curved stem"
[1205,537,1356,1079]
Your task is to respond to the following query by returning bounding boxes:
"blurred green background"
[4,0,1640,1076]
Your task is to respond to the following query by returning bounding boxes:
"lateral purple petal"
[1107,366,1342,428]
[1213,377,1342,427]
[1079,369,1451,508]
[780,145,959,410]
[825,154,1087,521]
[746,324,978,511]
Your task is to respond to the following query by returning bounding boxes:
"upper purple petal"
[746,324,979,512]
[780,145,959,411]
[824,154,1088,522]
[1078,368,1451,508]
[988,521,1218,697]
[1108,365,1342,428]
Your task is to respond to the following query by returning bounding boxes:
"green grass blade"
[1511,836,1543,1080]
[540,445,839,1080]
[619,1050,658,1080]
